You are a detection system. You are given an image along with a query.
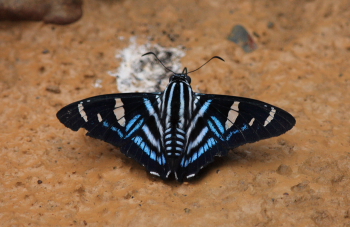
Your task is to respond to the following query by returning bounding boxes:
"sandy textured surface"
[1,1,350,226]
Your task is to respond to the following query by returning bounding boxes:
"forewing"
[177,93,296,181]
[57,92,170,178]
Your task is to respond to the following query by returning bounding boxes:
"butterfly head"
[141,52,225,86]
[169,67,192,84]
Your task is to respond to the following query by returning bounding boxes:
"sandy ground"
[1,0,350,226]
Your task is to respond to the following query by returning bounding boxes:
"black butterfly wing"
[176,93,296,181]
[57,93,171,179]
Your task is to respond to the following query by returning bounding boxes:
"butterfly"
[56,52,296,182]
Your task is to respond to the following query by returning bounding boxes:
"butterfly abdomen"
[164,127,186,156]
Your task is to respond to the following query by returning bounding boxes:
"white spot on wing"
[156,95,161,110]
[225,101,240,129]
[264,107,276,127]
[186,173,195,179]
[115,99,123,108]
[78,102,88,122]
[150,171,160,177]
[114,98,125,126]
[114,108,125,126]
[249,118,255,126]
[231,101,239,111]
[97,113,103,122]
[193,96,200,111]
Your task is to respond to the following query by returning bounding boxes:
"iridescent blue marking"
[211,116,224,134]
[226,129,240,140]
[180,158,185,167]
[197,147,204,157]
[200,100,212,114]
[143,98,155,115]
[150,151,156,161]
[126,114,141,132]
[187,127,209,154]
[208,120,224,140]
[132,136,142,145]
[190,138,217,163]
[192,152,198,162]
[102,121,124,138]
[125,118,144,138]
[111,126,124,138]
[208,138,217,147]
[140,141,146,150]
[204,143,209,151]
[103,121,109,127]
[143,145,151,156]
[132,136,159,161]
[241,124,248,131]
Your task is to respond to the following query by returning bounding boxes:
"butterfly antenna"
[187,56,225,74]
[142,52,176,74]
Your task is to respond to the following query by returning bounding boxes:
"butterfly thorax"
[160,73,193,163]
